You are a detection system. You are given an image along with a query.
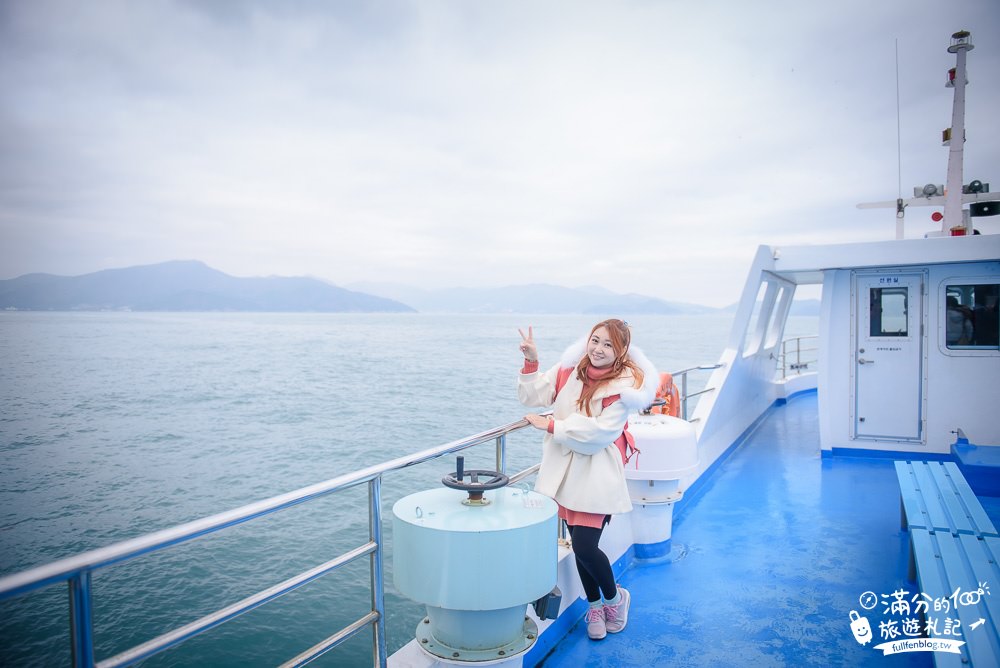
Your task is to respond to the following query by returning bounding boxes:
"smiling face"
[587,326,617,368]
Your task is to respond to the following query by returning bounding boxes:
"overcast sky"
[1,1,998,306]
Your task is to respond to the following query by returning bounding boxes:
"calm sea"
[0,312,817,667]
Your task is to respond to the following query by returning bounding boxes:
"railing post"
[69,571,95,668]
[681,372,689,420]
[781,339,788,379]
[495,434,506,475]
[368,476,387,668]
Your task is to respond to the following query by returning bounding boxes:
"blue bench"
[896,460,1000,666]
[909,529,1000,667]
[894,461,997,537]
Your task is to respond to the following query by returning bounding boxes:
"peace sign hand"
[518,326,538,362]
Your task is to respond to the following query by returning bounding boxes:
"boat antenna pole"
[895,38,904,240]
[855,29,998,233]
[943,30,974,234]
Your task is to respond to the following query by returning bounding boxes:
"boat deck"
[539,391,1000,667]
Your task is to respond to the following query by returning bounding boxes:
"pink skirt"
[558,504,611,529]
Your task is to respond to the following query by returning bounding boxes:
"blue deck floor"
[539,391,1000,667]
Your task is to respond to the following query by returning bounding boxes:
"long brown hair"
[576,319,645,415]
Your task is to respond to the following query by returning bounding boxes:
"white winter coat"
[518,339,659,515]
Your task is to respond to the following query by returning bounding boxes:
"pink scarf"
[584,364,616,384]
[583,363,638,465]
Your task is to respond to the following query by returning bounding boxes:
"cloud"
[1,0,998,306]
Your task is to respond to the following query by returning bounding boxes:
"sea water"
[0,312,817,667]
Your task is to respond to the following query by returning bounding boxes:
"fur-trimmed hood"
[558,337,659,412]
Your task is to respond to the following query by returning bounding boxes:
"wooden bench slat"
[897,460,939,531]
[914,462,955,531]
[933,531,985,668]
[945,462,999,537]
[958,534,1000,633]
[911,528,949,594]
[895,461,997,536]
[944,533,1000,668]
[896,461,922,531]
[933,463,977,534]
[910,529,1000,667]
[910,529,966,668]
[900,460,1000,668]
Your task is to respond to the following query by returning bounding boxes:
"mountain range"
[0,261,413,312]
[0,261,821,315]
[344,281,718,314]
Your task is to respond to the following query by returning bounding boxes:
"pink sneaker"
[586,605,607,640]
[604,587,630,633]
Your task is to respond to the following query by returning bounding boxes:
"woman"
[517,319,658,640]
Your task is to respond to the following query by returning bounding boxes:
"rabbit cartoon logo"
[849,610,872,645]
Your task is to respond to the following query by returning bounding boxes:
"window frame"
[937,277,1000,357]
[869,286,909,338]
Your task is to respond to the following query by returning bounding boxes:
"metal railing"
[0,420,536,668]
[0,363,724,667]
[777,335,819,379]
[671,364,724,421]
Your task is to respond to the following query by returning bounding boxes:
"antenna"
[895,39,902,200]
[855,30,999,233]
[894,38,905,239]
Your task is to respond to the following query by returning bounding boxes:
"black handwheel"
[441,456,509,495]
[442,470,510,491]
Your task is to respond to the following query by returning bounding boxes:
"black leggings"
[567,522,617,603]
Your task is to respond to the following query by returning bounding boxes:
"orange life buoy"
[650,371,680,417]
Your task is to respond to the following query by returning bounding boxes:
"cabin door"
[852,272,926,441]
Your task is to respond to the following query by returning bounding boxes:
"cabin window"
[742,282,770,355]
[763,285,788,349]
[742,278,794,357]
[869,287,908,337]
[944,283,999,349]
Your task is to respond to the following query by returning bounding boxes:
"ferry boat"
[1,30,999,668]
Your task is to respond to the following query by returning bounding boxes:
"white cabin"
[689,234,1000,488]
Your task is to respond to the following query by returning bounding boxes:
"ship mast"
[943,30,974,233]
[857,28,999,236]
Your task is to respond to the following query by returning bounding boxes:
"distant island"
[0,260,821,315]
[344,281,720,315]
[345,281,820,316]
[0,260,414,313]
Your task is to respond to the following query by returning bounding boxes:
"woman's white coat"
[518,338,658,514]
